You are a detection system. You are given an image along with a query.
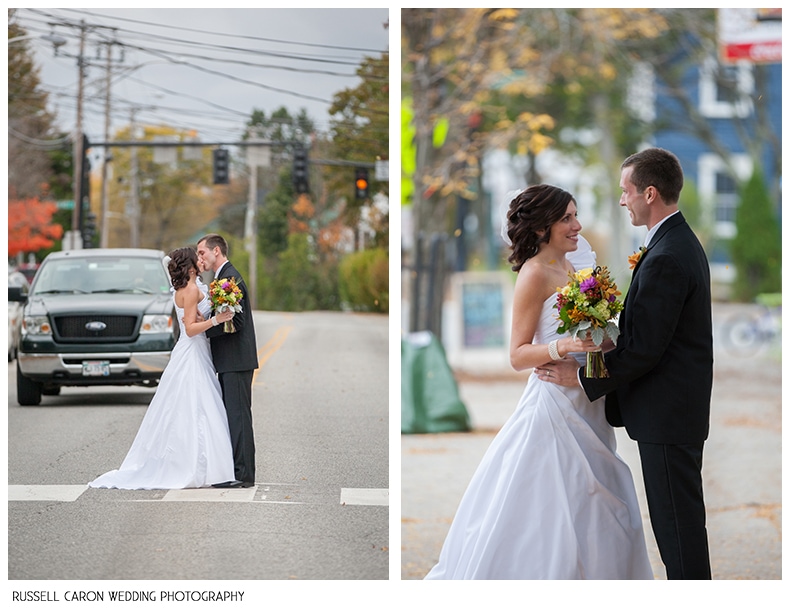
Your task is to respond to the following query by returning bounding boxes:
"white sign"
[718,8,782,64]
[375,159,389,181]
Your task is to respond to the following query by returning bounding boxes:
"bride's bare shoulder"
[174,281,199,307]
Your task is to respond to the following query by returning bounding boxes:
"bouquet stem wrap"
[585,351,608,378]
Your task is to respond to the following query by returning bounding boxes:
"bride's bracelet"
[548,339,562,361]
[211,317,218,327]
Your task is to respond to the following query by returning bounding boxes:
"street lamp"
[8,33,67,48]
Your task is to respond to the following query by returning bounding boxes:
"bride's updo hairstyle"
[506,184,575,272]
[167,247,199,290]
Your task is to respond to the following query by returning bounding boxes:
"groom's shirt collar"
[644,210,679,248]
[215,260,229,277]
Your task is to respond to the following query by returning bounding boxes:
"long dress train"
[425,249,653,580]
[89,280,234,489]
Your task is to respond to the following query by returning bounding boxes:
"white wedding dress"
[89,280,235,490]
[425,240,653,580]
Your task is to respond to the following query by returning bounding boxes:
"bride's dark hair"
[167,247,199,290]
[507,184,575,272]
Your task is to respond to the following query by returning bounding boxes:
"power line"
[55,7,387,55]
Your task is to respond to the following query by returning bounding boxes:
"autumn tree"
[327,51,389,249]
[104,124,218,250]
[8,197,64,257]
[402,9,667,266]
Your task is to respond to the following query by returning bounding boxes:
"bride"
[424,184,653,579]
[89,247,236,490]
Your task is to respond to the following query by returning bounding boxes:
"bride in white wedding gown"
[89,248,236,490]
[425,185,653,580]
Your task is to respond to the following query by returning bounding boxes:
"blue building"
[653,50,781,290]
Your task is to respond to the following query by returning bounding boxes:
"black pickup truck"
[8,248,178,405]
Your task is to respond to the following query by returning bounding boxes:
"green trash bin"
[401,332,471,434]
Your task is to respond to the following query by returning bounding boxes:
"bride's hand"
[565,334,600,353]
[215,310,235,323]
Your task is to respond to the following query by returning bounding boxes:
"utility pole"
[129,107,140,248]
[70,20,87,250]
[243,140,270,310]
[99,38,119,248]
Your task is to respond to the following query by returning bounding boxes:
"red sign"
[719,8,782,64]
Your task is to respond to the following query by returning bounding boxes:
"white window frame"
[699,56,753,119]
[698,153,752,241]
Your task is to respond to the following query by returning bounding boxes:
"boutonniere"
[628,246,647,270]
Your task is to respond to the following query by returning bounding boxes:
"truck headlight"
[140,314,172,334]
[22,315,52,336]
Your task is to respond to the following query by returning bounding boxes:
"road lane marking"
[340,488,389,506]
[8,485,389,506]
[8,485,87,502]
[253,325,293,385]
[160,487,257,502]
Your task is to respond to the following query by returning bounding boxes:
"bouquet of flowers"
[555,266,623,378]
[209,277,243,333]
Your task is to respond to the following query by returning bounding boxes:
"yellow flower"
[574,268,594,282]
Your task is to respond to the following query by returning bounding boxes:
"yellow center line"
[253,325,293,384]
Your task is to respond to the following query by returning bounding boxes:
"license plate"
[82,361,110,376]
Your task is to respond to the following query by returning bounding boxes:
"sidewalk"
[401,303,782,579]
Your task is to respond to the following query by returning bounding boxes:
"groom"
[197,233,258,488]
[537,148,713,579]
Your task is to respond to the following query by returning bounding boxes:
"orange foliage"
[288,194,314,234]
[8,197,64,256]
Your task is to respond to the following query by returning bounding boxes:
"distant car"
[8,248,179,406]
[8,270,30,361]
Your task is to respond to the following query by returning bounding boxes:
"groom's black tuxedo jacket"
[205,261,259,373]
[581,212,713,445]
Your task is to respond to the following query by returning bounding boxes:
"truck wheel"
[17,364,42,406]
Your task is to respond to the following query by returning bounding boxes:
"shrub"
[339,248,389,313]
[730,169,781,302]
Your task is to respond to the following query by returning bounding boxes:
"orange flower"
[628,247,647,270]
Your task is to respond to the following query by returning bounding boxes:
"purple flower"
[580,276,598,293]
[222,281,231,291]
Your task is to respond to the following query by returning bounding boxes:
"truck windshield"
[32,257,171,296]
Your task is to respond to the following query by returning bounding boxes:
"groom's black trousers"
[218,370,256,484]
[638,442,711,579]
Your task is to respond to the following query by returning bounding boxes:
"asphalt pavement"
[401,302,782,580]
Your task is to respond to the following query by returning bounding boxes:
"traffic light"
[292,146,309,194]
[354,167,369,200]
[212,148,230,184]
[82,211,97,248]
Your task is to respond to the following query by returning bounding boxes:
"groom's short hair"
[622,147,683,205]
[199,233,228,257]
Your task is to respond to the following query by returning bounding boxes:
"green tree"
[730,169,781,301]
[8,10,58,200]
[267,233,339,312]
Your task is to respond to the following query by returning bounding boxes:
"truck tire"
[17,364,42,406]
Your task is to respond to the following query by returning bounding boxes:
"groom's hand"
[534,358,582,388]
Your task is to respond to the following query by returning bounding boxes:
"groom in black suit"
[197,233,258,488]
[537,148,713,579]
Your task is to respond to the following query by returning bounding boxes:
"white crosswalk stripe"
[8,484,389,506]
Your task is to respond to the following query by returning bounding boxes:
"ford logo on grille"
[85,321,107,332]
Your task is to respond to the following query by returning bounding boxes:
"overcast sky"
[11,7,390,150]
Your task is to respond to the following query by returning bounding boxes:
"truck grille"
[54,315,138,342]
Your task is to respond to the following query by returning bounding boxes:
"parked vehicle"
[8,249,179,406]
[8,270,30,361]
